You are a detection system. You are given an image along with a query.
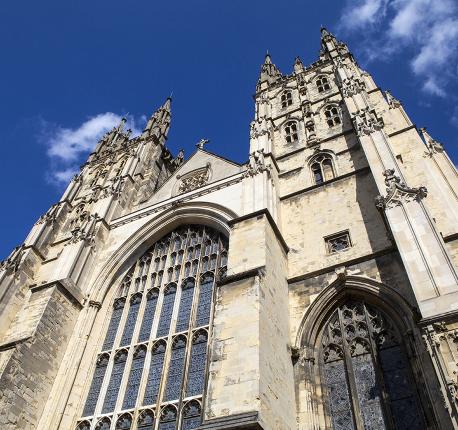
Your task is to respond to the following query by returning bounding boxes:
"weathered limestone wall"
[205,212,295,430]
[0,284,81,429]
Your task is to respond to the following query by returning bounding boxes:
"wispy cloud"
[41,113,142,187]
[339,0,458,97]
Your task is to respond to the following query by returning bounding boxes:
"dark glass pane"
[181,417,201,430]
[102,299,125,351]
[323,359,355,430]
[102,352,128,413]
[352,353,386,429]
[143,345,166,405]
[137,411,155,430]
[122,349,146,410]
[195,277,214,327]
[120,295,142,346]
[164,341,187,401]
[82,356,109,416]
[116,414,132,430]
[157,288,176,337]
[380,346,425,429]
[159,420,177,430]
[159,407,177,430]
[186,337,207,396]
[176,284,194,332]
[138,291,159,342]
[96,418,111,430]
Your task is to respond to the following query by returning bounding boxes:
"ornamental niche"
[177,165,210,194]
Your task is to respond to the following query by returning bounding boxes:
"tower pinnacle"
[142,96,172,144]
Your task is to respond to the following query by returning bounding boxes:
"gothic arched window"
[137,410,155,430]
[324,105,341,127]
[316,75,331,93]
[310,153,335,185]
[78,225,228,429]
[285,121,299,143]
[320,300,426,429]
[281,90,293,108]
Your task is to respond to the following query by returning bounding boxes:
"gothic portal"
[1,29,458,430]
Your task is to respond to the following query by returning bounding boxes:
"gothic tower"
[1,29,458,430]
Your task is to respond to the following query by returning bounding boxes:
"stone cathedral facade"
[1,28,458,430]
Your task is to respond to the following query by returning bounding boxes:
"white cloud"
[339,0,458,97]
[42,113,142,186]
[340,0,389,29]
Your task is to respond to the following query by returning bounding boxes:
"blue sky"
[1,0,457,259]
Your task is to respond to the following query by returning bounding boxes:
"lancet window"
[316,75,331,93]
[78,225,228,429]
[284,121,299,143]
[281,90,293,108]
[320,300,426,430]
[324,105,341,127]
[310,153,335,185]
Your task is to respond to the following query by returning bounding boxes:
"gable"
[140,149,243,207]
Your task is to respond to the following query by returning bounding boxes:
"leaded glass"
[80,225,228,426]
[102,298,125,351]
[186,332,207,397]
[156,284,177,337]
[138,289,159,342]
[120,293,142,346]
[176,279,195,332]
[143,341,166,405]
[159,406,177,430]
[116,413,132,429]
[102,350,128,413]
[181,401,202,430]
[76,420,91,430]
[95,417,111,430]
[138,410,155,430]
[195,274,214,327]
[164,337,187,401]
[122,346,146,409]
[82,354,110,416]
[321,301,426,430]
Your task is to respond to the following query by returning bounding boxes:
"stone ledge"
[228,209,289,254]
[29,278,84,308]
[217,266,265,287]
[199,412,263,430]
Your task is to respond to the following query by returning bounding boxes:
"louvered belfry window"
[78,225,228,430]
[321,300,426,430]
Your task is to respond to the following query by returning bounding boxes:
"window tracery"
[320,300,426,429]
[281,90,293,108]
[284,121,299,143]
[324,105,342,127]
[316,75,331,93]
[310,153,335,185]
[78,224,228,429]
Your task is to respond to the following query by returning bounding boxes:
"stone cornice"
[287,245,396,284]
[217,266,265,287]
[280,166,370,201]
[228,209,289,254]
[110,172,245,229]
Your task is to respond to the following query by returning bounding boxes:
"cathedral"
[1,28,458,430]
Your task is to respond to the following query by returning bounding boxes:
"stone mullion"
[363,305,395,429]
[336,307,364,430]
[112,345,135,421]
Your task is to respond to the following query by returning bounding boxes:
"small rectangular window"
[325,230,351,254]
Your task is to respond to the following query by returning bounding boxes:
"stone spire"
[256,52,282,91]
[320,26,349,57]
[142,96,172,144]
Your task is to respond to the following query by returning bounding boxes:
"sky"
[1,0,457,259]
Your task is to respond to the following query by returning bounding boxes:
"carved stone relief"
[375,169,427,210]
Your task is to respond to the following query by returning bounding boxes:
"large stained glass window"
[321,300,426,430]
[78,225,228,429]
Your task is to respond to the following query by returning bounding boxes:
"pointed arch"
[295,275,432,429]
